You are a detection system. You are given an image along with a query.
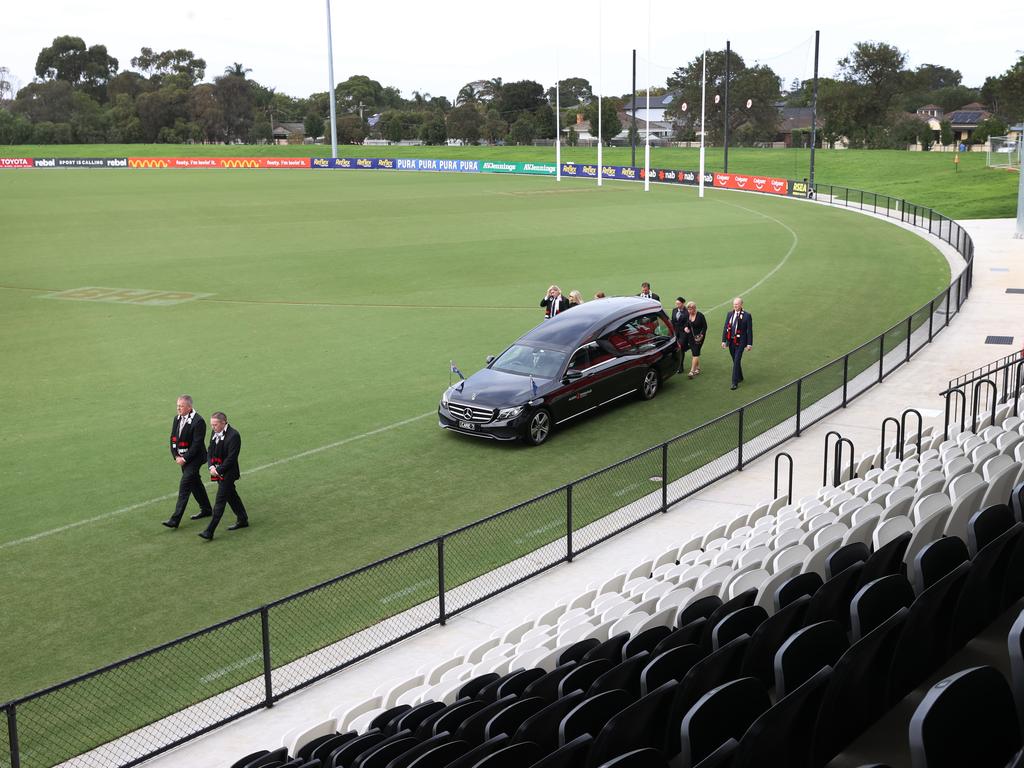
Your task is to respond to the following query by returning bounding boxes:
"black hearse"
[439,297,680,445]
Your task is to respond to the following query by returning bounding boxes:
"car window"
[491,344,567,378]
[603,313,673,353]
[567,342,615,371]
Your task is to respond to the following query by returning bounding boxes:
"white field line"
[199,653,262,684]
[0,411,435,551]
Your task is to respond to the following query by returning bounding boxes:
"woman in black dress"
[683,301,708,379]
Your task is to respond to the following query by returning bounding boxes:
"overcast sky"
[5,1,1023,102]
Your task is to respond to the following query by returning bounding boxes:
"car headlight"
[498,406,524,420]
[441,388,453,408]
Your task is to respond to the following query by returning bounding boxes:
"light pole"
[325,0,338,158]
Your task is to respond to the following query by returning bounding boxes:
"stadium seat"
[559,659,615,698]
[525,734,593,768]
[773,621,848,698]
[402,738,471,768]
[803,561,864,631]
[856,532,911,590]
[911,535,969,594]
[585,680,678,767]
[461,674,501,701]
[849,575,914,641]
[639,644,704,696]
[952,522,1024,650]
[774,572,823,612]
[591,748,670,768]
[740,594,810,690]
[587,653,650,699]
[909,666,1022,768]
[582,634,631,664]
[455,695,517,745]
[559,639,600,666]
[621,625,671,659]
[512,690,585,752]
[392,702,445,735]
[710,606,767,651]
[558,689,633,746]
[444,734,513,768]
[678,678,770,768]
[484,697,547,741]
[968,503,1015,555]
[357,736,421,768]
[825,541,869,579]
[523,662,578,703]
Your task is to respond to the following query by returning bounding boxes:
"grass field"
[0,166,951,705]
[3,143,1018,219]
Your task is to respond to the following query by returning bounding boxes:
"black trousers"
[729,343,746,386]
[206,479,248,534]
[171,461,212,524]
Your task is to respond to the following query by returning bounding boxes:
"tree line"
[0,35,1021,147]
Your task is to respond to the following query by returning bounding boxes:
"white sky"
[5,1,1023,103]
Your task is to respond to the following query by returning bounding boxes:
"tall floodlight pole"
[631,49,637,168]
[699,50,707,199]
[325,0,338,158]
[723,40,730,173]
[556,56,561,182]
[643,0,651,191]
[597,0,603,187]
[809,30,820,195]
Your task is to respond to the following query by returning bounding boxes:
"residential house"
[272,121,305,145]
[945,102,992,145]
[775,106,823,147]
[622,92,681,124]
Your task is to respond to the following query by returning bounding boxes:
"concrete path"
[135,216,1022,768]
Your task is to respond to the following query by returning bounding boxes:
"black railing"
[941,349,1024,437]
[0,181,975,768]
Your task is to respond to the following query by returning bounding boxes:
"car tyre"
[523,408,553,446]
[639,367,660,400]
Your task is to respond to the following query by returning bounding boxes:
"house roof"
[917,104,943,111]
[272,121,305,136]
[947,109,991,127]
[623,92,680,111]
[777,107,822,132]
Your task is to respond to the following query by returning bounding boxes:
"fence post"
[437,537,446,626]
[737,408,745,471]
[928,299,934,342]
[878,335,885,382]
[945,287,952,328]
[566,484,574,562]
[842,355,849,407]
[7,704,19,768]
[905,316,912,362]
[795,378,803,436]
[661,443,669,513]
[260,606,274,708]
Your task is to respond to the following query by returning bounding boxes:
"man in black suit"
[163,395,213,528]
[671,297,688,372]
[638,282,660,302]
[540,285,570,319]
[721,297,753,390]
[199,411,249,540]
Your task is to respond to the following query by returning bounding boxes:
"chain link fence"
[1,180,976,768]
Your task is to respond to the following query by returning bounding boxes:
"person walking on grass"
[199,412,249,540]
[163,395,212,529]
[540,285,570,319]
[683,301,708,379]
[721,297,753,390]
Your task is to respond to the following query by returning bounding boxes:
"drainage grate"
[985,336,1015,345]
[1007,288,1024,294]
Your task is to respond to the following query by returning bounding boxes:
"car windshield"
[491,344,567,378]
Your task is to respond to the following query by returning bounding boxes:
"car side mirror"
[564,370,583,382]
[486,355,496,364]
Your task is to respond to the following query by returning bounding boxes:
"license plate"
[458,421,477,431]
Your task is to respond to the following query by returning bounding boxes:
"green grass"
[3,142,1017,218]
[0,166,950,730]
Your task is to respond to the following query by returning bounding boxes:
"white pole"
[643,0,651,192]
[556,53,561,182]
[699,49,707,199]
[325,0,338,159]
[597,0,603,187]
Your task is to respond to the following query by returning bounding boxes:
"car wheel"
[523,408,552,446]
[639,368,660,400]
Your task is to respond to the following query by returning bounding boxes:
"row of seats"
[225,408,1024,768]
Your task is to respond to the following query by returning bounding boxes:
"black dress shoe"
[190,511,212,520]
[162,520,178,529]
[730,384,738,390]
[198,531,213,541]
[228,521,249,531]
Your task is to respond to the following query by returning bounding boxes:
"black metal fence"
[940,349,1024,437]
[0,183,975,768]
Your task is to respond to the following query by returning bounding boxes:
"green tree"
[498,80,545,124]
[565,125,578,147]
[533,102,556,139]
[214,73,254,141]
[13,80,76,123]
[0,109,33,143]
[456,83,479,106]
[135,86,188,142]
[419,113,447,144]
[188,83,225,142]
[982,55,1024,121]
[33,121,73,143]
[545,77,592,106]
[106,93,143,142]
[481,109,507,143]
[940,120,953,146]
[224,62,252,78]
[107,71,153,102]
[508,113,536,145]
[69,91,106,142]
[336,114,366,144]
[131,47,205,87]
[35,35,118,100]
[834,41,908,146]
[446,103,483,144]
[479,77,502,102]
[304,112,325,141]
[584,97,622,145]
[972,116,1009,144]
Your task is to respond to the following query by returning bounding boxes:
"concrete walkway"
[136,217,1022,768]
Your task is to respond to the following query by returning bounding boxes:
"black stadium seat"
[826,541,870,579]
[581,634,630,664]
[912,536,969,594]
[382,732,454,768]
[483,697,546,741]
[298,735,339,762]
[855,532,911,590]
[350,730,414,768]
[909,666,1022,768]
[591,747,670,767]
[392,703,443,736]
[355,737,419,768]
[773,621,847,698]
[803,562,864,631]
[639,644,704,696]
[461,673,501,700]
[740,595,810,691]
[512,690,585,753]
[656,618,707,652]
[558,689,632,746]
[559,639,600,666]
[587,652,650,699]
[371,706,411,733]
[493,668,545,700]
[677,597,722,629]
[403,738,471,768]
[429,700,486,739]
[710,606,767,651]
[235,749,277,768]
[444,734,511,768]
[328,731,385,768]
[523,662,578,702]
[455,695,517,745]
[732,666,832,768]
[678,678,770,768]
[622,625,672,659]
[1009,608,1024,736]
[849,575,914,641]
[559,659,614,698]
[969,504,1015,556]
[699,590,757,652]
[951,522,1024,649]
[414,699,472,739]
[775,572,823,612]
[311,734,356,765]
[524,734,592,768]
[586,681,678,768]
[468,741,543,768]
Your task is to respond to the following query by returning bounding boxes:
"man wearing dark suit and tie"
[162,395,213,528]
[199,411,249,540]
[540,285,571,319]
[671,297,688,372]
[638,282,661,302]
[721,297,753,390]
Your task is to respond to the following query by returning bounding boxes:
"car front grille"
[447,401,496,423]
